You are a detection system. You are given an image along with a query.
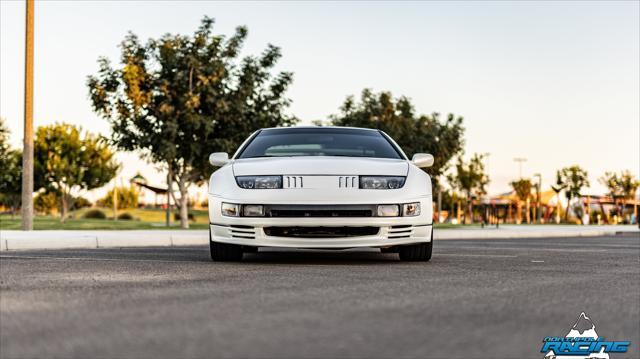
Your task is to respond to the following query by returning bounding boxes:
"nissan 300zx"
[207,126,435,261]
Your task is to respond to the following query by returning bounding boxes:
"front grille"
[265,205,375,218]
[264,226,379,238]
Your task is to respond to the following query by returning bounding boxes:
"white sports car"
[207,126,434,261]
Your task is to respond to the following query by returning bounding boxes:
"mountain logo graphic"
[541,312,630,359]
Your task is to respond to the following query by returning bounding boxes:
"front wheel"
[209,228,243,261]
[398,231,433,262]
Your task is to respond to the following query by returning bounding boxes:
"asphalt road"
[1,235,639,359]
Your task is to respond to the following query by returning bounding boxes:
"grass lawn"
[1,207,482,231]
[0,207,210,230]
[433,223,481,229]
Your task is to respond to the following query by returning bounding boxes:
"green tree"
[510,178,532,224]
[0,118,22,218]
[0,150,22,218]
[331,89,465,188]
[87,17,296,228]
[599,171,622,221]
[446,153,489,224]
[34,123,119,222]
[550,172,566,224]
[556,165,590,222]
[600,170,639,222]
[0,117,9,157]
[618,171,639,221]
[98,186,139,210]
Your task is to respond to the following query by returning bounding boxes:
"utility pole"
[21,0,34,231]
[513,157,527,179]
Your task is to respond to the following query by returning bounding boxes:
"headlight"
[236,176,282,189]
[377,204,400,217]
[221,202,240,217]
[221,203,265,217]
[360,176,405,189]
[403,202,421,216]
[242,204,264,217]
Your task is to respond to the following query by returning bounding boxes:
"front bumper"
[208,196,432,249]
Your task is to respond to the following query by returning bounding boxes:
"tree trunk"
[599,202,608,224]
[179,194,189,229]
[467,192,473,224]
[525,198,531,224]
[166,164,172,227]
[555,195,561,224]
[564,196,571,222]
[532,202,537,224]
[171,175,190,229]
[60,193,68,223]
[449,197,454,224]
[177,179,189,229]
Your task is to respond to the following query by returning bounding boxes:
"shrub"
[116,212,135,220]
[97,186,139,209]
[34,191,59,215]
[72,196,92,210]
[84,209,107,219]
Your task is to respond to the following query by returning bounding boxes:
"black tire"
[209,228,243,261]
[398,231,433,261]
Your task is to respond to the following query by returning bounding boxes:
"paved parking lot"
[1,235,639,358]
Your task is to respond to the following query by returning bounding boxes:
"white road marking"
[437,253,518,258]
[0,255,204,264]
[441,246,609,253]
[531,260,545,263]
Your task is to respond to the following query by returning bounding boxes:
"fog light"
[221,202,240,217]
[377,204,400,217]
[403,202,421,217]
[243,204,264,217]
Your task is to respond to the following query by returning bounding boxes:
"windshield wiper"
[242,155,278,159]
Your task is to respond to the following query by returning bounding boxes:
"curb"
[0,231,207,251]
[0,227,637,251]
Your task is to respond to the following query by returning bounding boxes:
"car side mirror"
[412,153,434,168]
[209,152,230,167]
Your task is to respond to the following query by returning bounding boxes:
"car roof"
[260,126,380,132]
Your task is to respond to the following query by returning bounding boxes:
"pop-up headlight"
[360,176,405,189]
[236,176,283,189]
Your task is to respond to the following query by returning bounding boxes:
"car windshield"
[237,128,404,159]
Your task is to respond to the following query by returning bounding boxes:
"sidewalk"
[1,225,638,251]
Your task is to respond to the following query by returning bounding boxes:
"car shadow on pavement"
[240,249,406,265]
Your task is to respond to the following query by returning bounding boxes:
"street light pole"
[21,0,34,231]
[534,173,542,223]
[513,157,527,178]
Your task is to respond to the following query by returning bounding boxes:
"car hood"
[232,156,409,176]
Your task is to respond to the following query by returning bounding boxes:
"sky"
[1,0,639,201]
